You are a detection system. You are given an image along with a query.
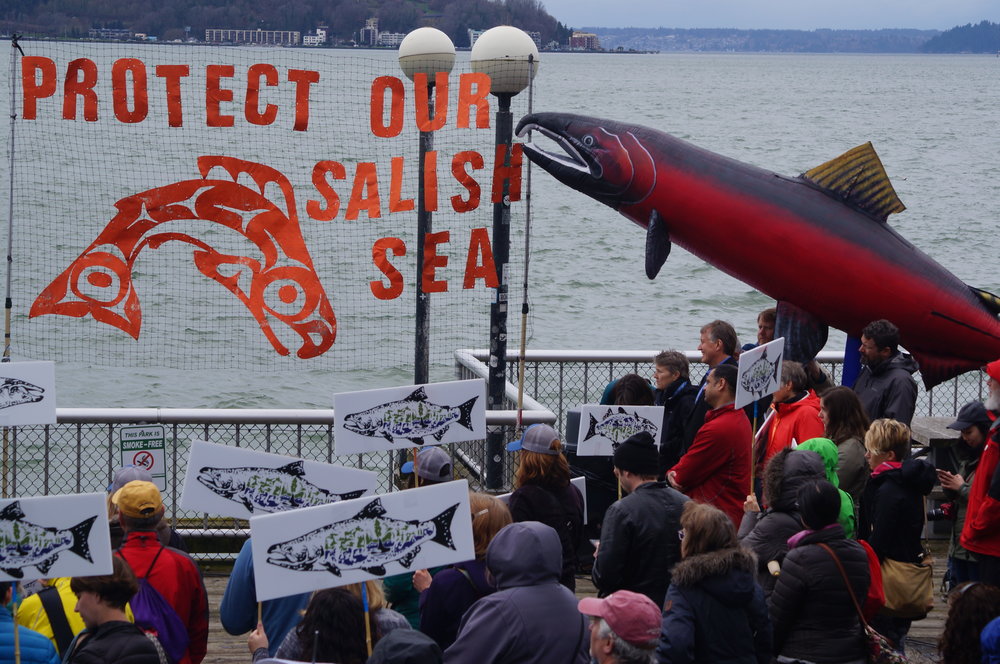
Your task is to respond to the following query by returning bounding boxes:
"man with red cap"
[578,590,660,664]
[961,359,1000,585]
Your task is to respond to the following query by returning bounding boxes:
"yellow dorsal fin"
[801,142,905,222]
[971,286,1000,316]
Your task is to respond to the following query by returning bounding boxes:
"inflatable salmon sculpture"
[517,113,1000,389]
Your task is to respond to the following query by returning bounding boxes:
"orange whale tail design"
[30,156,336,359]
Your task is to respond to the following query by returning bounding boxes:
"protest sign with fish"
[576,405,663,457]
[0,493,112,582]
[735,338,786,409]
[0,361,56,426]
[334,380,486,454]
[250,480,473,600]
[180,440,378,519]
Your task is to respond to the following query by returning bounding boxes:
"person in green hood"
[797,437,857,538]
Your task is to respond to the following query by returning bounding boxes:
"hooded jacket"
[507,482,584,590]
[657,547,771,664]
[443,522,588,664]
[852,352,919,426]
[758,390,824,470]
[592,481,689,607]
[768,525,869,663]
[858,457,936,562]
[962,421,1000,558]
[797,438,857,538]
[368,629,442,664]
[738,448,825,595]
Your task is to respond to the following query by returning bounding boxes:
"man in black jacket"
[852,319,918,426]
[66,557,164,664]
[592,432,689,607]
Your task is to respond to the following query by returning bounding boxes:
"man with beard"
[852,319,918,426]
[961,360,1000,585]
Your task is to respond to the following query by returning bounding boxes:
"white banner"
[575,405,663,456]
[735,337,785,409]
[334,379,486,454]
[0,493,112,582]
[250,480,473,601]
[180,440,378,518]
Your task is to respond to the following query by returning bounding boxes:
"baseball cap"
[108,465,154,493]
[986,360,1000,384]
[112,480,164,518]
[401,446,453,482]
[506,424,560,455]
[578,590,661,647]
[948,401,991,431]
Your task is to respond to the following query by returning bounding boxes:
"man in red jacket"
[114,481,209,664]
[668,363,751,526]
[756,361,825,476]
[961,359,1000,585]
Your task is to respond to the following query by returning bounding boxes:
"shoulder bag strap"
[38,585,74,655]
[817,542,868,626]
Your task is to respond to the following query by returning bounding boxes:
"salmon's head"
[196,466,241,497]
[0,378,45,410]
[342,408,381,437]
[516,112,656,209]
[267,536,321,570]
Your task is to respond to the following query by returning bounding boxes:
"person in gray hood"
[443,521,588,664]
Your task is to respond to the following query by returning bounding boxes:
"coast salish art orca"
[517,112,1000,389]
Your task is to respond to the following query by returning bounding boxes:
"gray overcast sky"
[541,0,999,30]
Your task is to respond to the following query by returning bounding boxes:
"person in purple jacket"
[413,493,511,650]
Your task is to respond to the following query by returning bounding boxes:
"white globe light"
[470,25,540,95]
[398,28,456,82]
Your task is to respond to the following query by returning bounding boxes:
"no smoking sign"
[118,425,167,491]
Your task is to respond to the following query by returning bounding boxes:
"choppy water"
[2,45,998,408]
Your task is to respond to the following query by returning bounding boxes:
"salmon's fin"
[801,142,905,222]
[775,301,828,364]
[971,286,1000,317]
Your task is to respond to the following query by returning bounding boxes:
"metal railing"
[453,348,987,435]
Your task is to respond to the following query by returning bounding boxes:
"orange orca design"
[30,156,336,359]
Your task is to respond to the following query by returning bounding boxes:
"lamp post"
[399,28,456,386]
[471,26,539,490]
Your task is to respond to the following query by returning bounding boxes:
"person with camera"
[936,401,992,589]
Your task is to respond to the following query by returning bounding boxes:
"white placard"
[180,440,378,519]
[575,405,664,456]
[734,338,786,409]
[496,476,589,525]
[250,480,473,601]
[0,493,112,582]
[334,380,487,455]
[0,361,56,426]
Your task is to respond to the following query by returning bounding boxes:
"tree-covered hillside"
[2,0,571,46]
[922,20,1000,53]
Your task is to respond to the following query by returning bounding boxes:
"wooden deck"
[199,540,949,663]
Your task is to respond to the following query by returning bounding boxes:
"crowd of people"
[7,314,1000,664]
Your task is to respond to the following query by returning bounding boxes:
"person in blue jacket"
[1,582,61,664]
[219,539,309,656]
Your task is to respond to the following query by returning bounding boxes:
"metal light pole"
[471,27,539,490]
[399,29,456,386]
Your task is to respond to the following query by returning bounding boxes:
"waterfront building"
[303,26,327,47]
[569,31,601,50]
[205,28,301,46]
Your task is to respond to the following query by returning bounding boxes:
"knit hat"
[506,424,560,455]
[578,590,660,648]
[401,446,453,482]
[948,401,991,431]
[986,359,1000,383]
[612,431,658,475]
[112,480,164,518]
